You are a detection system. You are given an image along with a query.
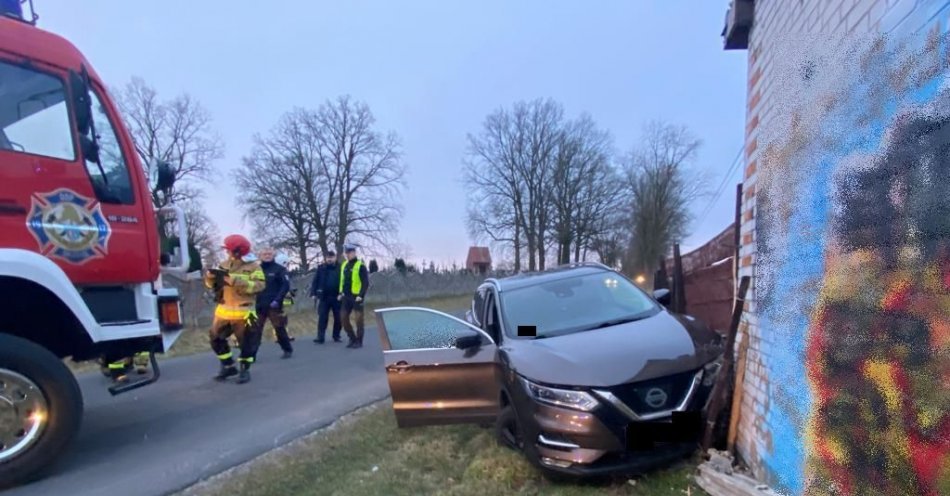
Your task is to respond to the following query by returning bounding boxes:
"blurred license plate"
[625,411,702,451]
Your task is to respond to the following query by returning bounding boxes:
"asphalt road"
[6,326,392,496]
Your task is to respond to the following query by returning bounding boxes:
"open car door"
[374,307,500,427]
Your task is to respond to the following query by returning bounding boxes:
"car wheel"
[494,404,524,451]
[0,334,83,489]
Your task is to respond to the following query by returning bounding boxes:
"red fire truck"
[0,3,187,487]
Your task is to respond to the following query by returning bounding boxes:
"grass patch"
[67,294,473,374]
[179,401,707,496]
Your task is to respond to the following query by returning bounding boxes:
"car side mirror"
[454,334,482,350]
[653,288,672,306]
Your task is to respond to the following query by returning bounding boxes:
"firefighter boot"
[237,363,251,384]
[215,364,239,382]
[133,352,150,375]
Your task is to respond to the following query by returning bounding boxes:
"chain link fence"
[165,269,501,328]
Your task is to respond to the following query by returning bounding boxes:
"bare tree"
[465,99,563,271]
[548,115,621,265]
[113,77,224,207]
[311,96,406,254]
[113,77,224,261]
[236,100,406,269]
[178,194,219,267]
[622,121,707,277]
[234,111,327,271]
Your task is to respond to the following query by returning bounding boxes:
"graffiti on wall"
[754,7,950,496]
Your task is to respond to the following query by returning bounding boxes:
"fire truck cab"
[0,4,186,487]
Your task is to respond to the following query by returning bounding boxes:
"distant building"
[465,246,491,274]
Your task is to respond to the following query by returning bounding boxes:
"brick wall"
[732,0,947,493]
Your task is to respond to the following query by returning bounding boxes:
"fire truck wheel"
[0,334,83,489]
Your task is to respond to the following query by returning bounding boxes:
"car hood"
[502,311,723,388]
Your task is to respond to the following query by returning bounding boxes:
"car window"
[500,271,658,338]
[381,309,483,350]
[82,88,135,204]
[0,61,74,160]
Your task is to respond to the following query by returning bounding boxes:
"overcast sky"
[39,0,747,266]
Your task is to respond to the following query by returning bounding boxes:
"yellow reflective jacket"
[204,258,266,320]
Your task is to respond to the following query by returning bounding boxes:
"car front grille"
[609,369,699,417]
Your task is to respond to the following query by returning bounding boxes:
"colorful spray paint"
[750,3,950,495]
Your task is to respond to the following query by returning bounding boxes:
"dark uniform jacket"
[310,262,340,300]
[256,260,290,309]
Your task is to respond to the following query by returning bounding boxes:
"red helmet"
[222,234,252,257]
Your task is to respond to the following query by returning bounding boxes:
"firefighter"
[101,351,150,382]
[338,244,369,348]
[204,234,266,384]
[310,250,342,343]
[256,246,293,359]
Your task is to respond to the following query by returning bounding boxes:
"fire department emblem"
[26,189,112,264]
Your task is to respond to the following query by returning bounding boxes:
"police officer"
[310,251,342,343]
[204,234,266,384]
[256,247,293,359]
[338,244,369,348]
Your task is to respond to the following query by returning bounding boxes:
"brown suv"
[373,263,724,477]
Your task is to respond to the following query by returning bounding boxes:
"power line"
[696,144,744,227]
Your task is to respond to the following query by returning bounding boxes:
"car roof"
[486,263,613,292]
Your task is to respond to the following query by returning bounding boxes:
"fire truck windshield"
[0,60,74,160]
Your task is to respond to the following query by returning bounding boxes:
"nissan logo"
[644,387,668,408]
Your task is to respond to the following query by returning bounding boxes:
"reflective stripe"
[215,305,253,320]
[238,357,255,363]
[108,362,126,370]
[217,352,233,360]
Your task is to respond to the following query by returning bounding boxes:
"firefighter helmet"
[222,234,252,257]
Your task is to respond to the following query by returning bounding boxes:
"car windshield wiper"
[586,314,649,331]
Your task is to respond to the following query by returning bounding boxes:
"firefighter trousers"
[341,296,365,343]
[258,306,293,353]
[210,314,262,367]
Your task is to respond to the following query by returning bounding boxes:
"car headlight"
[521,378,599,411]
[702,358,724,387]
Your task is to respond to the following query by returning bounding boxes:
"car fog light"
[540,456,573,469]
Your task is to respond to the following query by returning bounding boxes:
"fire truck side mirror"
[155,161,176,193]
[68,70,92,136]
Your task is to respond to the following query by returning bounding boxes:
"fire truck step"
[108,351,161,395]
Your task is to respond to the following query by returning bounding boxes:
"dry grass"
[67,294,473,375]
[179,401,707,496]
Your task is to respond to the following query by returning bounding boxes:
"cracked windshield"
[1,1,948,496]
